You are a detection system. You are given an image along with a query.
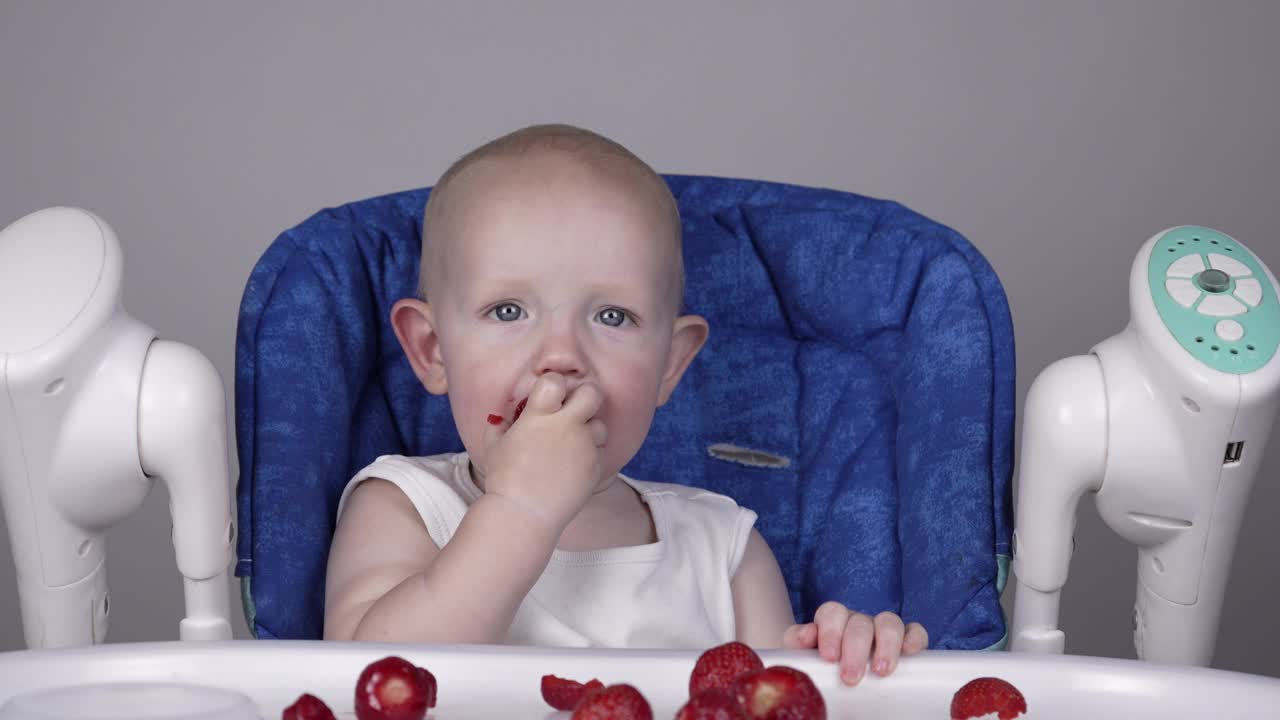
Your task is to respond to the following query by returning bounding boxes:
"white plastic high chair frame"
[0,207,234,649]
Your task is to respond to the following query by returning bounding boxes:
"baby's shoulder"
[340,452,474,546]
[625,478,758,563]
[359,452,460,479]
[340,452,474,516]
[623,477,746,513]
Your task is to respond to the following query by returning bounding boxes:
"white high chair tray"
[1,641,1278,719]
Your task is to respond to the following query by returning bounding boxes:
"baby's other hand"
[781,602,927,686]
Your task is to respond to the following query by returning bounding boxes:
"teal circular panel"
[1147,226,1279,374]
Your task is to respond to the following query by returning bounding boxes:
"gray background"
[2,1,1278,676]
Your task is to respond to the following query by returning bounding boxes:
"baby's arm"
[325,372,604,643]
[730,529,797,648]
[324,477,560,643]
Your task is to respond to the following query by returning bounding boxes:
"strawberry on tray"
[542,674,605,712]
[951,676,1027,720]
[353,656,437,720]
[688,642,765,697]
[570,684,653,720]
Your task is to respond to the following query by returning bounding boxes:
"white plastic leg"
[180,571,234,641]
[1009,353,1109,653]
[138,339,234,641]
[1009,579,1066,654]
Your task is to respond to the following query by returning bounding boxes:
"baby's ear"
[390,298,448,394]
[657,314,709,406]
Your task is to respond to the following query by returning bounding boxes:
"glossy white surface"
[0,683,257,720]
[2,641,1279,719]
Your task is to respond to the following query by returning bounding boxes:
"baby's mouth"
[485,397,529,426]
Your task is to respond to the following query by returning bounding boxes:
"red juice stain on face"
[513,398,528,422]
[486,414,503,425]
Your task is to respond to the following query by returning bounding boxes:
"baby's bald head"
[419,124,684,309]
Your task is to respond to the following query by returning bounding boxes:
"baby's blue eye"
[597,308,628,327]
[490,303,524,322]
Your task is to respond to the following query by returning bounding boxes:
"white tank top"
[336,453,757,648]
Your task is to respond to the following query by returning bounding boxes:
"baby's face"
[426,153,683,483]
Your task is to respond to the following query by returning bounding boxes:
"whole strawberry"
[950,677,1026,720]
[541,674,605,711]
[730,666,825,720]
[415,666,438,709]
[282,693,336,720]
[675,689,749,720]
[570,684,653,720]
[689,641,765,697]
[354,656,437,720]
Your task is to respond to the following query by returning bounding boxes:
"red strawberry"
[282,693,336,720]
[730,666,825,720]
[570,684,653,720]
[354,656,437,720]
[541,674,605,711]
[689,641,765,697]
[416,666,438,709]
[950,677,1027,720]
[675,689,749,720]
[513,397,528,422]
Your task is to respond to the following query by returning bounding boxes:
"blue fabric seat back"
[234,175,1015,648]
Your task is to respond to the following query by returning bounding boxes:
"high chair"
[233,175,1015,649]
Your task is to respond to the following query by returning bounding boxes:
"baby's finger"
[781,623,818,650]
[586,417,608,448]
[561,382,603,423]
[838,612,875,686]
[813,601,850,662]
[527,373,567,414]
[903,622,929,655]
[871,612,905,676]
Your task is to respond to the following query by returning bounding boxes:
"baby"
[323,124,927,686]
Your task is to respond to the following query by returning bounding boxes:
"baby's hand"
[781,602,928,686]
[479,372,608,532]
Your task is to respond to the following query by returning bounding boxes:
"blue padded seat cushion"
[234,175,1015,648]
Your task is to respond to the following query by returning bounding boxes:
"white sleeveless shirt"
[336,453,757,649]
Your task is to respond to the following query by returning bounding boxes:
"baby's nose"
[533,327,587,379]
